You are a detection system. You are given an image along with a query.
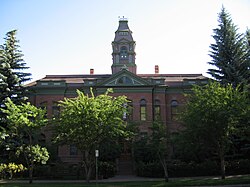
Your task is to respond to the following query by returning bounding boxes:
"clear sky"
[1,0,249,82]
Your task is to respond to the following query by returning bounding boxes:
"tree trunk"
[28,164,33,184]
[219,146,225,179]
[83,150,93,183]
[158,153,169,182]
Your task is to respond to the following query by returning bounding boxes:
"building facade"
[27,18,208,173]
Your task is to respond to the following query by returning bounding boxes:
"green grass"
[0,175,250,187]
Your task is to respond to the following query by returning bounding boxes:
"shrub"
[0,163,26,179]
[99,161,116,179]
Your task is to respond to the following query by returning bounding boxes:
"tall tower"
[111,17,136,74]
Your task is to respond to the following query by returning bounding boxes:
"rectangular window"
[171,106,179,121]
[140,106,146,121]
[70,145,78,156]
[52,105,60,118]
[154,106,161,121]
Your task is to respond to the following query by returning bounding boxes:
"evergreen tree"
[208,7,250,88]
[0,30,31,129]
[0,30,31,104]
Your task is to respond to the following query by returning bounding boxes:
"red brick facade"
[26,19,208,165]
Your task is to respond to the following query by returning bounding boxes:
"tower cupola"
[111,17,136,74]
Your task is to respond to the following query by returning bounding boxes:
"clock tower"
[111,17,137,74]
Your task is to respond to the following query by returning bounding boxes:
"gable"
[97,69,151,87]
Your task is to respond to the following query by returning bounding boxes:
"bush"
[135,160,220,178]
[136,161,163,178]
[0,163,26,179]
[99,161,116,179]
[226,159,250,175]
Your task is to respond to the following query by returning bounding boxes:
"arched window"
[171,100,179,121]
[120,46,128,59]
[117,76,132,84]
[154,100,161,121]
[140,99,147,121]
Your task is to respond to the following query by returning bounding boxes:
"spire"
[111,18,137,74]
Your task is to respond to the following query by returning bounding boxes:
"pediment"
[97,69,151,87]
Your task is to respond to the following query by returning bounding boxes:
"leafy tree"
[208,7,250,88]
[149,122,169,182]
[55,89,129,182]
[180,81,248,179]
[2,99,49,183]
[132,122,170,181]
[0,30,31,129]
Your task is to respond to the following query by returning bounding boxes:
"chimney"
[90,69,94,74]
[155,65,159,74]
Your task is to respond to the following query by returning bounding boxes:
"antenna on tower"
[118,16,128,21]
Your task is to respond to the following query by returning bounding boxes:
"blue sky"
[1,0,250,82]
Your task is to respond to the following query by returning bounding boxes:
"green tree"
[55,89,128,182]
[0,30,31,128]
[2,99,49,183]
[149,122,169,182]
[208,7,250,88]
[180,81,248,179]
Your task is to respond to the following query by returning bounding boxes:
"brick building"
[27,18,208,174]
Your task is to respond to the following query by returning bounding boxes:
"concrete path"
[0,175,250,187]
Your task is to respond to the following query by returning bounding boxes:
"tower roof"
[117,19,130,32]
[114,17,133,42]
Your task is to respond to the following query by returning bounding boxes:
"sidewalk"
[1,174,250,187]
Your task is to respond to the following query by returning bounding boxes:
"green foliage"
[208,7,250,88]
[2,99,48,183]
[133,122,170,181]
[55,88,129,182]
[0,30,31,106]
[179,81,249,179]
[16,145,49,165]
[98,138,121,162]
[0,163,26,179]
[98,161,116,179]
[3,98,47,131]
[56,89,128,148]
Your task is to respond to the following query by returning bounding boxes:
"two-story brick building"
[27,18,208,174]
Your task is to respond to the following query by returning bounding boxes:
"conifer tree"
[208,7,250,88]
[0,30,31,103]
[0,30,31,128]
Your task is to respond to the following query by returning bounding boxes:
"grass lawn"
[0,175,250,187]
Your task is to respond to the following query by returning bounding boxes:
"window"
[122,100,133,121]
[120,46,128,59]
[52,102,60,118]
[38,133,46,146]
[117,76,132,84]
[70,145,78,156]
[40,101,47,118]
[154,100,161,121]
[119,32,128,36]
[171,100,179,121]
[140,99,147,121]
